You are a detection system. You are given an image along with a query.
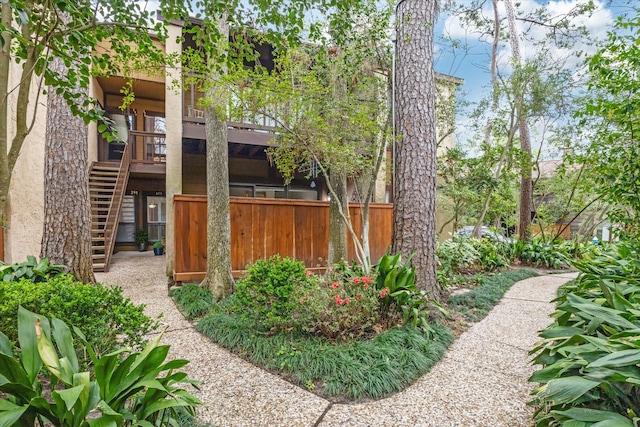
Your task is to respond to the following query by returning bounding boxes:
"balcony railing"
[130,130,166,163]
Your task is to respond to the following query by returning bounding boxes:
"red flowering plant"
[292,268,381,341]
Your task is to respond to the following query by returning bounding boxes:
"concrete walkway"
[97,253,577,427]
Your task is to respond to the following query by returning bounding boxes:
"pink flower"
[344,298,350,304]
[380,292,387,298]
[331,282,340,289]
[363,283,369,289]
[306,270,313,276]
[361,276,373,284]
[334,294,344,305]
[354,277,361,284]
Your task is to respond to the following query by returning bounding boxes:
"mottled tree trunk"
[201,102,232,300]
[0,5,10,236]
[505,0,533,241]
[328,170,348,265]
[200,17,232,300]
[41,54,95,284]
[392,0,441,300]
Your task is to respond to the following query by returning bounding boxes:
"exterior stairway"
[89,147,131,272]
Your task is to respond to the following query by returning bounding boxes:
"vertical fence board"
[173,195,392,281]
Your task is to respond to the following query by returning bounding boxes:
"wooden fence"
[173,195,393,283]
[530,224,571,240]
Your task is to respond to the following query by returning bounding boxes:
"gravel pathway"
[97,253,577,427]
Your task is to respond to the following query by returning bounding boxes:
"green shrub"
[232,256,311,330]
[470,239,511,271]
[436,237,510,278]
[0,255,66,282]
[0,275,157,358]
[513,238,569,268]
[529,243,640,426]
[293,273,380,340]
[0,307,199,426]
[437,237,479,276]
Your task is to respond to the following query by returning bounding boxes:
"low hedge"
[0,274,157,357]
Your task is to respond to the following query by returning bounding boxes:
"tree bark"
[392,0,441,300]
[328,169,348,265]
[41,53,95,284]
[505,0,533,241]
[200,17,232,300]
[0,3,11,230]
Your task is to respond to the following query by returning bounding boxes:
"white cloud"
[443,0,614,70]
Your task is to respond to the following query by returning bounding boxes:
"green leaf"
[52,384,84,411]
[17,306,45,383]
[51,317,79,372]
[537,376,601,404]
[588,349,640,368]
[86,416,120,427]
[0,401,28,427]
[0,332,12,357]
[551,407,633,425]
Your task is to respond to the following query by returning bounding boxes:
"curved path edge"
[97,254,576,427]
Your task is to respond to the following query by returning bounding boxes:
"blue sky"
[431,0,636,157]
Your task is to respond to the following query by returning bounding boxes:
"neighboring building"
[3,18,462,279]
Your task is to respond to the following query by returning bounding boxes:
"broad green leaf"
[86,417,119,427]
[567,294,637,329]
[0,401,28,427]
[588,349,640,368]
[0,332,12,356]
[52,384,84,411]
[537,376,601,404]
[51,317,79,372]
[0,353,30,387]
[17,306,45,382]
[552,407,633,424]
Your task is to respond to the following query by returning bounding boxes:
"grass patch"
[448,268,538,322]
[195,312,453,401]
[170,284,213,319]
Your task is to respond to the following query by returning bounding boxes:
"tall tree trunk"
[392,0,440,300]
[200,18,232,300]
[505,0,533,241]
[328,169,348,264]
[1,2,39,255]
[0,3,11,232]
[41,54,95,284]
[473,0,502,238]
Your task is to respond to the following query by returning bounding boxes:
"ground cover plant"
[0,255,66,282]
[0,307,200,426]
[448,269,539,322]
[172,254,453,400]
[172,254,541,401]
[0,272,157,360]
[529,243,640,426]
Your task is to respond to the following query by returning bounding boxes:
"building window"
[147,196,166,242]
[116,195,135,242]
[145,113,166,161]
